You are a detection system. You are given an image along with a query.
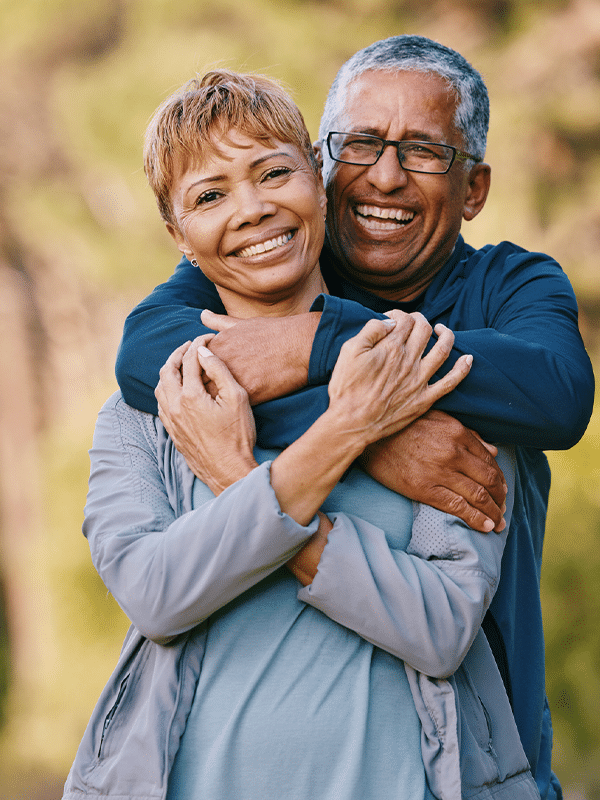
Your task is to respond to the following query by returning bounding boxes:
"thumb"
[201,309,239,332]
[196,345,245,401]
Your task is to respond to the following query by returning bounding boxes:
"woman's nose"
[232,185,276,227]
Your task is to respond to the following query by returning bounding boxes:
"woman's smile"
[234,230,295,259]
[167,130,327,317]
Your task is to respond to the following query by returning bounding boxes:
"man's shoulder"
[456,238,569,293]
[462,239,562,276]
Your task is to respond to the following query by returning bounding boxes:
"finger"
[427,485,506,534]
[341,317,398,357]
[400,312,434,366]
[418,324,455,379]
[181,339,210,394]
[181,333,216,383]
[201,309,239,332]
[442,469,506,530]
[467,428,499,458]
[425,353,473,401]
[196,345,248,405]
[459,435,507,508]
[384,309,415,327]
[155,341,191,404]
[162,341,192,374]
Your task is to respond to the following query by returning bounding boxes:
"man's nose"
[365,142,409,193]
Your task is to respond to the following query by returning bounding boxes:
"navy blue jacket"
[115,235,595,800]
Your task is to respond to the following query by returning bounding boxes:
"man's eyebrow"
[349,127,442,143]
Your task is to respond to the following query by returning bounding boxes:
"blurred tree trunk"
[0,0,125,731]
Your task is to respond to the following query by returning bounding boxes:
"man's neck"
[319,239,461,312]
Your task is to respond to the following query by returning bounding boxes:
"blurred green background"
[0,0,599,797]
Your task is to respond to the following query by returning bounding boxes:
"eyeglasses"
[326,131,482,174]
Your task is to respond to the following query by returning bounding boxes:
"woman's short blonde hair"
[144,69,318,225]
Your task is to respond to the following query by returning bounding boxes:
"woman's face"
[168,129,327,317]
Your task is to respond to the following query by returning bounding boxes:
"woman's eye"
[196,190,222,206]
[263,166,292,182]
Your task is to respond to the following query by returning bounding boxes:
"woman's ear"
[463,163,491,221]
[166,222,194,261]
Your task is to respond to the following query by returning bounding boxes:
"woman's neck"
[217,268,328,319]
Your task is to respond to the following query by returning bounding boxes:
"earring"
[191,259,199,268]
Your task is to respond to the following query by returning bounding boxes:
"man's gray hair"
[319,35,489,183]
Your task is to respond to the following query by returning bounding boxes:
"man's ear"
[313,140,324,170]
[463,163,491,221]
[166,222,194,261]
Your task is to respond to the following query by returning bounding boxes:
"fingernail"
[198,346,212,356]
[382,318,396,327]
[483,518,494,532]
[465,354,473,366]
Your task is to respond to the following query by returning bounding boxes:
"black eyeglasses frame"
[326,131,482,175]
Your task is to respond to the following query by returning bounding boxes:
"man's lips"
[354,204,415,231]
[235,231,294,258]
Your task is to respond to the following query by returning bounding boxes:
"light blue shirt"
[167,449,433,800]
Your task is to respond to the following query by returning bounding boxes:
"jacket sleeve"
[115,257,225,415]
[83,394,317,644]
[434,249,594,448]
[308,251,595,449]
[298,449,515,679]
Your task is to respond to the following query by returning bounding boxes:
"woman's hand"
[269,313,472,527]
[155,335,257,494]
[326,312,472,449]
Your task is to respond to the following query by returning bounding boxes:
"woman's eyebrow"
[183,150,294,193]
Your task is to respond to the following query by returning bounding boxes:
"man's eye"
[403,144,442,159]
[347,138,379,151]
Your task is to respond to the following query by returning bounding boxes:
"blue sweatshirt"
[115,235,595,800]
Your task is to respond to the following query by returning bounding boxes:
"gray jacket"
[62,394,540,800]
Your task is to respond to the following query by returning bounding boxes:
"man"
[116,36,594,799]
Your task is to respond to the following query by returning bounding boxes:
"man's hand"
[359,410,507,533]
[201,309,320,404]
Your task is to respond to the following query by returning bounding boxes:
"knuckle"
[472,484,491,506]
[445,494,469,516]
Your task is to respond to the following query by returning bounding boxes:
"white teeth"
[237,231,293,258]
[355,205,414,222]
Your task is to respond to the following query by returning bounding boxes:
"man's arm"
[115,256,320,413]
[115,259,506,530]
[309,256,594,450]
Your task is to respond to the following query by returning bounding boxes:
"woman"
[62,71,539,800]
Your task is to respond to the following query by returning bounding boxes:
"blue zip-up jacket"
[115,235,595,799]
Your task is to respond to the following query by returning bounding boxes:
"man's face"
[323,69,488,301]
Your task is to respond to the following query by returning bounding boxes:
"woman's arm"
[296,447,515,678]
[155,327,512,677]
[83,394,318,645]
[89,317,469,644]
[157,314,472,525]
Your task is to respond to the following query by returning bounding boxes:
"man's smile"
[353,204,415,232]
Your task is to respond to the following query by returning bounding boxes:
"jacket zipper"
[98,674,130,758]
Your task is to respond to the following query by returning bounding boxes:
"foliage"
[0,0,599,796]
